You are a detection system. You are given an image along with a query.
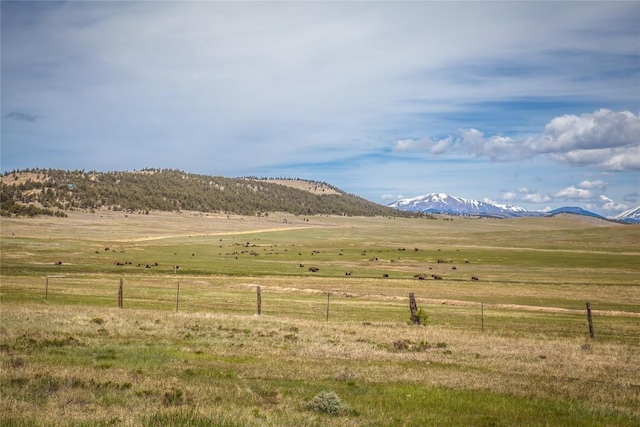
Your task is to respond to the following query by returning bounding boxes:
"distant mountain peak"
[387,192,530,218]
[613,206,640,223]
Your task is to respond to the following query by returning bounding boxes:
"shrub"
[415,308,428,325]
[305,391,344,415]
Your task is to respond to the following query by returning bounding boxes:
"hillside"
[0,168,405,217]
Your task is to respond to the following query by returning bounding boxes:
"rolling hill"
[0,168,406,218]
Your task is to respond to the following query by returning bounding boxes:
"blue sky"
[2,1,639,216]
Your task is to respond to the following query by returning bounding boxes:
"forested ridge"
[1,168,406,217]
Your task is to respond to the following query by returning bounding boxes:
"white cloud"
[459,130,524,161]
[599,195,628,212]
[535,110,639,171]
[393,136,453,155]
[554,186,593,200]
[577,180,606,190]
[399,109,639,171]
[536,109,638,152]
[501,192,517,201]
[522,193,552,203]
[381,193,404,202]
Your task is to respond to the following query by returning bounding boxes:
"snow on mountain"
[387,193,618,220]
[612,206,640,223]
[387,193,532,218]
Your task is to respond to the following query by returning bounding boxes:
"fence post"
[256,286,261,316]
[118,278,123,308]
[326,292,331,321]
[45,275,64,302]
[176,281,180,312]
[586,302,594,339]
[409,293,419,325]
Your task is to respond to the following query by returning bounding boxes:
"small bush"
[305,391,344,415]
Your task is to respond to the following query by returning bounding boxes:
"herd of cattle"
[53,245,479,281]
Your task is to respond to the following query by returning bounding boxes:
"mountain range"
[387,193,640,223]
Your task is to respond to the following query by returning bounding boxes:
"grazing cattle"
[345,271,352,276]
[309,267,319,273]
[471,276,479,281]
[452,266,457,270]
[382,274,389,278]
[432,274,443,280]
[55,261,62,265]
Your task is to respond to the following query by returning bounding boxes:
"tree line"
[1,168,408,218]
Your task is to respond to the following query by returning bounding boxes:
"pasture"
[1,210,639,426]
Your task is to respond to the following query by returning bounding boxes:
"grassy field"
[1,210,639,426]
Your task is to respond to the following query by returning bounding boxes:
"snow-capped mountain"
[387,193,621,220]
[387,193,531,218]
[612,206,640,223]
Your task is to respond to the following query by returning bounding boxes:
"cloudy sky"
[2,1,639,216]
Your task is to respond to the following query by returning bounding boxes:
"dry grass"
[1,303,638,426]
[256,179,342,196]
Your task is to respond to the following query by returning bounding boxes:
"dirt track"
[126,226,322,242]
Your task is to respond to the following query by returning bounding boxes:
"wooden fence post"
[409,293,419,325]
[176,282,180,312]
[118,278,123,308]
[45,275,64,302]
[256,286,261,316]
[326,292,331,321]
[586,302,594,339]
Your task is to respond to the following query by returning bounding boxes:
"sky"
[2,1,639,216]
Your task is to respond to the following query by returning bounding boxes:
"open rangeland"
[1,211,639,426]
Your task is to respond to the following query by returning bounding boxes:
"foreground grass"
[1,304,639,426]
